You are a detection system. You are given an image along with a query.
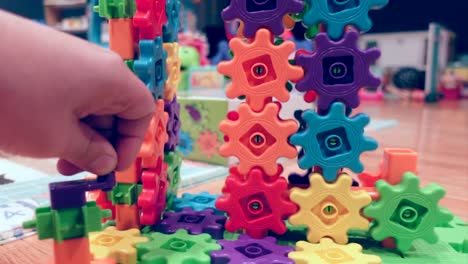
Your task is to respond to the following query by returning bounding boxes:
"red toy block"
[116,158,142,183]
[109,19,135,59]
[52,237,92,264]
[381,148,418,185]
[133,0,167,40]
[115,204,140,230]
[358,148,418,186]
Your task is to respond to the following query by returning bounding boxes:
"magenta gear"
[157,207,226,239]
[295,30,381,110]
[164,96,181,152]
[211,235,294,264]
[221,0,304,38]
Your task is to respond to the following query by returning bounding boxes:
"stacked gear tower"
[216,0,455,262]
[23,0,183,263]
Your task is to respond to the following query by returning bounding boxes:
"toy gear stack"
[24,0,183,262]
[23,0,467,263]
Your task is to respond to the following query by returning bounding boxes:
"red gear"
[134,0,168,40]
[221,165,284,194]
[138,157,168,225]
[216,168,297,238]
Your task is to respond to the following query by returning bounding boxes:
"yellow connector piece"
[289,173,371,244]
[163,43,181,101]
[289,238,382,264]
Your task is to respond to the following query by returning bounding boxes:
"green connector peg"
[111,183,142,205]
[165,151,182,210]
[23,201,111,242]
[93,0,136,19]
[136,229,220,264]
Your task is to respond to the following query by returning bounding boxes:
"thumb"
[61,121,118,175]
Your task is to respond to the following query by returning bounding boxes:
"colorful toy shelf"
[24,0,467,263]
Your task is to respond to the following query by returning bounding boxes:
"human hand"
[0,11,155,175]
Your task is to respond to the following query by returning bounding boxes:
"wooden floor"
[0,98,467,264]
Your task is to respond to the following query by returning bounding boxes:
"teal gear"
[290,102,377,182]
[302,0,389,40]
[364,172,454,252]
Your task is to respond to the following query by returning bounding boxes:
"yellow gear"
[90,226,148,264]
[289,238,382,264]
[289,173,371,244]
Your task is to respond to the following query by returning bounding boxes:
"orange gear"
[218,29,303,112]
[219,102,297,176]
[139,100,168,169]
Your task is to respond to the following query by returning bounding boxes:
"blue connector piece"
[134,37,168,99]
[290,102,378,182]
[302,0,389,40]
[172,192,223,215]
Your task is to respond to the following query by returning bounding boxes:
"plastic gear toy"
[289,238,382,264]
[134,38,168,99]
[215,168,297,238]
[221,165,283,194]
[289,173,371,244]
[90,227,148,264]
[138,158,168,226]
[163,0,181,42]
[218,29,303,111]
[221,0,304,38]
[158,208,226,239]
[364,172,454,252]
[164,97,181,152]
[302,0,389,40]
[295,30,381,111]
[133,0,168,40]
[163,43,181,101]
[211,235,294,264]
[135,229,221,264]
[173,192,222,214]
[219,102,298,176]
[290,102,377,182]
[164,150,182,209]
[197,129,221,158]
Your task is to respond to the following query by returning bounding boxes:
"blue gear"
[134,37,168,99]
[290,102,377,182]
[163,0,181,42]
[302,0,389,40]
[172,192,222,215]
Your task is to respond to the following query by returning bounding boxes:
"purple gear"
[164,96,181,152]
[295,30,381,111]
[157,207,226,239]
[221,0,304,38]
[211,235,294,264]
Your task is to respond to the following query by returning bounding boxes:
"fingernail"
[89,155,116,175]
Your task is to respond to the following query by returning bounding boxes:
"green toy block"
[93,0,136,19]
[110,183,142,205]
[136,229,221,264]
[23,201,111,242]
[165,151,182,210]
[223,231,240,241]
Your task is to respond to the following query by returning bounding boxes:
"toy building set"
[23,0,467,263]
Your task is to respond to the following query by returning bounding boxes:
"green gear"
[364,172,453,252]
[165,150,183,210]
[136,229,221,264]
